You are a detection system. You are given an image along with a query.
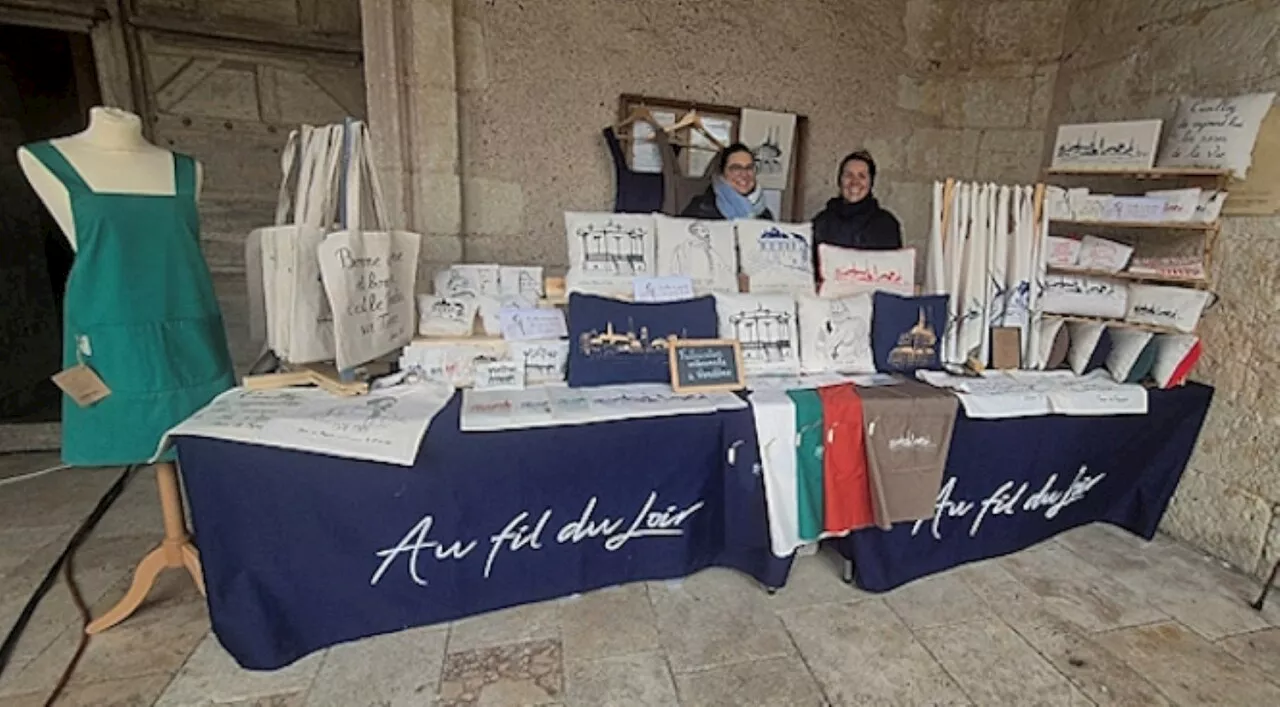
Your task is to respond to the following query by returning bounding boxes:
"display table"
[175,395,789,670]
[836,383,1214,592]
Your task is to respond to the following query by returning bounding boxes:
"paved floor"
[2,457,1280,706]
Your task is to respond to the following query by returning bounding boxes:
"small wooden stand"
[86,461,203,634]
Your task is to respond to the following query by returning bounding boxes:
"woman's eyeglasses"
[725,163,758,175]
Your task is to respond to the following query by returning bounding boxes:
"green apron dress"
[26,142,235,467]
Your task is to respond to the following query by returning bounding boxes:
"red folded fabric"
[818,384,874,533]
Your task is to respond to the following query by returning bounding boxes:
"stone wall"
[1049,0,1280,580]
[377,0,1068,279]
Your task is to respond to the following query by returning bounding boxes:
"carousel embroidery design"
[576,219,652,275]
[728,303,794,362]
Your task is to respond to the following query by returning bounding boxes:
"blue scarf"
[713,176,768,219]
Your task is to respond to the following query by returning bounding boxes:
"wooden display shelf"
[1044,166,1232,179]
[1047,265,1210,289]
[1046,313,1185,335]
[1050,219,1217,231]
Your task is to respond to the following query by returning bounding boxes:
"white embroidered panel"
[509,339,569,385]
[1125,284,1210,333]
[734,220,814,294]
[417,294,478,337]
[1158,92,1277,179]
[1041,274,1128,319]
[797,294,874,375]
[499,266,544,306]
[564,212,657,295]
[1075,236,1133,273]
[714,292,800,377]
[653,214,738,293]
[817,245,915,298]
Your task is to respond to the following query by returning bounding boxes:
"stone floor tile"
[763,550,867,611]
[884,570,992,630]
[90,466,167,540]
[222,693,306,707]
[437,638,562,707]
[0,466,119,531]
[648,568,794,673]
[672,655,826,706]
[1010,616,1171,706]
[0,453,62,483]
[0,570,207,696]
[563,652,676,707]
[916,617,1089,706]
[0,532,165,670]
[446,601,560,655]
[780,599,969,706]
[1058,525,1270,639]
[0,526,69,577]
[558,584,659,663]
[305,624,447,707]
[154,634,325,706]
[1000,544,1167,632]
[1217,627,1280,678]
[0,674,170,707]
[1095,621,1280,704]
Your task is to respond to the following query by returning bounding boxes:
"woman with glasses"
[812,150,903,273]
[680,143,774,220]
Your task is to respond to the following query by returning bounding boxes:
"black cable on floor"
[0,464,135,681]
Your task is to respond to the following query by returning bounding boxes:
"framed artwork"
[739,108,797,190]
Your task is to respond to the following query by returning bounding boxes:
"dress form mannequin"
[18,107,202,249]
[18,106,217,635]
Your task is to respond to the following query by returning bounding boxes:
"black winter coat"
[811,196,903,276]
[680,186,774,221]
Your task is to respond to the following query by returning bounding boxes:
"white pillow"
[714,292,800,377]
[1125,284,1210,334]
[797,293,875,374]
[654,214,739,293]
[734,220,814,294]
[417,294,478,337]
[1041,274,1128,319]
[817,244,915,298]
[564,211,656,295]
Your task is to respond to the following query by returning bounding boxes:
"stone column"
[360,0,463,284]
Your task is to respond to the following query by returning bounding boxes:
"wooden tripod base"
[86,461,205,635]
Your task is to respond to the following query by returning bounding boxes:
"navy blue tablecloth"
[836,383,1214,592]
[176,395,789,670]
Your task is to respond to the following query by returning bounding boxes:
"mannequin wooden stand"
[86,462,204,634]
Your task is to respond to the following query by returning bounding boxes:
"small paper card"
[634,275,695,303]
[498,307,568,341]
[52,364,111,407]
[474,359,526,391]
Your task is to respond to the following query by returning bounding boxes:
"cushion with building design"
[714,292,801,377]
[871,292,948,373]
[566,292,718,387]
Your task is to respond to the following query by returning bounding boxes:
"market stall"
[173,393,787,670]
[836,382,1212,592]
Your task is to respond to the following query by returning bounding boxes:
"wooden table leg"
[86,461,205,634]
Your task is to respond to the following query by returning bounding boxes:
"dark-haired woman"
[812,150,902,273]
[681,143,774,220]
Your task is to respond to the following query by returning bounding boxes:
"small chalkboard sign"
[668,338,746,393]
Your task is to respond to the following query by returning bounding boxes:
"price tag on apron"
[52,364,112,407]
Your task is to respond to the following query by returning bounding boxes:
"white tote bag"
[318,121,421,370]
[251,124,344,363]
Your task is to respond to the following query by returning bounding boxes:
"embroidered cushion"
[871,292,948,373]
[734,220,815,294]
[566,292,717,387]
[816,245,915,297]
[714,292,801,377]
[797,294,875,374]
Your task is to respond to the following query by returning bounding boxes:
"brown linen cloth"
[858,379,959,529]
[655,130,718,216]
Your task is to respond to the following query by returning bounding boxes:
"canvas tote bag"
[318,121,421,370]
[249,124,344,363]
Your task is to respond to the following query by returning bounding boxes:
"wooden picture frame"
[667,337,746,394]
